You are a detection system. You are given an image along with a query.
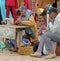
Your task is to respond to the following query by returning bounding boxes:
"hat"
[16,6,27,11]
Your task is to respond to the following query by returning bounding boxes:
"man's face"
[49,12,57,21]
[20,10,26,15]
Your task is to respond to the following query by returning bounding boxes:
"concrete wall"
[57,1,60,12]
[17,0,55,8]
[38,0,55,8]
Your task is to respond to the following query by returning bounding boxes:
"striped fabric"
[28,0,38,16]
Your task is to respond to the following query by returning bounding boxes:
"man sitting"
[13,6,38,51]
[30,8,60,59]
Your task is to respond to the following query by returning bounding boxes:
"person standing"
[0,7,2,24]
[0,0,12,24]
[24,0,30,9]
[5,0,18,24]
[0,0,6,23]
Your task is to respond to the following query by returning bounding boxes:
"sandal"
[9,48,18,52]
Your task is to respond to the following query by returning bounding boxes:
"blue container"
[22,38,30,45]
[9,39,15,47]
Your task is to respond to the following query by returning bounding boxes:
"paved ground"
[0,50,60,61]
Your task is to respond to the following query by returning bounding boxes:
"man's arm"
[21,15,36,26]
[49,17,60,32]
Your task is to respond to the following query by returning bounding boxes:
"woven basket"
[18,42,33,55]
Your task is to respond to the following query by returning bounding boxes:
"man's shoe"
[30,52,42,58]
[9,48,18,52]
[44,53,56,59]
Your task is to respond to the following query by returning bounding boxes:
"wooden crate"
[56,43,60,56]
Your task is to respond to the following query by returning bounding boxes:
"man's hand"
[15,20,22,24]
[49,17,54,24]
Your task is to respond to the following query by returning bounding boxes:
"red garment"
[6,6,17,24]
[24,0,30,9]
[5,0,18,8]
[5,0,18,24]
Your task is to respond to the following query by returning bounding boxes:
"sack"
[25,28,35,38]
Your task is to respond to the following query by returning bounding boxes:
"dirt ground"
[0,50,60,61]
[0,38,60,61]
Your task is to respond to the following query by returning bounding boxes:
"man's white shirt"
[48,13,60,33]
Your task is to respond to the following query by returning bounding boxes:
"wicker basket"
[18,42,33,55]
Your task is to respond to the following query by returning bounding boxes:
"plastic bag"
[0,41,5,49]
[25,28,35,38]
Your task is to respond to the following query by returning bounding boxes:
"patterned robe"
[24,0,38,16]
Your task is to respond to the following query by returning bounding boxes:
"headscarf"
[17,6,32,20]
